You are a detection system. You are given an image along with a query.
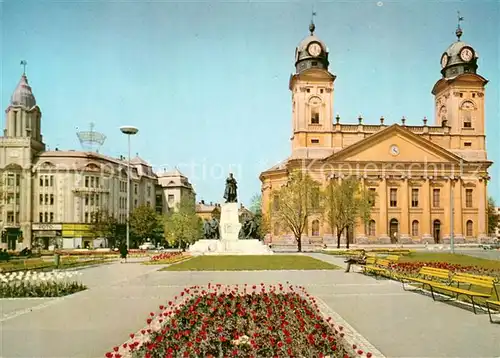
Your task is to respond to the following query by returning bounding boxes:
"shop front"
[32,223,63,250]
[62,223,95,249]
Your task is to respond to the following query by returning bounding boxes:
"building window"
[168,194,174,203]
[368,220,376,236]
[90,177,95,188]
[45,177,49,186]
[411,188,419,207]
[7,212,14,223]
[310,138,319,144]
[463,112,472,128]
[95,177,100,187]
[306,88,310,93]
[466,220,473,237]
[368,188,376,207]
[45,194,49,205]
[40,177,43,186]
[464,142,472,147]
[320,89,324,94]
[85,195,89,206]
[147,186,151,196]
[90,195,94,206]
[134,199,138,207]
[49,212,54,222]
[44,212,48,222]
[39,212,43,222]
[311,111,320,124]
[84,212,89,223]
[134,184,138,194]
[389,188,397,207]
[50,194,54,205]
[432,189,440,207]
[39,194,43,205]
[412,220,419,237]
[50,176,54,187]
[465,189,473,208]
[311,220,320,236]
[85,177,89,187]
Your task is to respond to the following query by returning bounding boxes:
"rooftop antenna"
[456,10,464,40]
[76,122,106,153]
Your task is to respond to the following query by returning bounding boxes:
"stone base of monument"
[189,203,273,255]
[188,239,273,255]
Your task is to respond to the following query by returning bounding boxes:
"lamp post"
[120,126,139,250]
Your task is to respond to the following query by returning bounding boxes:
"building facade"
[0,70,194,250]
[156,168,195,213]
[260,22,493,245]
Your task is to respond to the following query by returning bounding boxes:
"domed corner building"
[259,21,493,246]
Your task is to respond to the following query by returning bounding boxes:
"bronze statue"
[238,218,258,240]
[223,173,238,203]
[203,218,220,240]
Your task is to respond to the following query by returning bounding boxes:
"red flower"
[113,347,119,352]
[367,353,373,358]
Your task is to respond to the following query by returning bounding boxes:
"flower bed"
[144,252,190,265]
[107,283,373,358]
[0,270,86,297]
[390,261,500,279]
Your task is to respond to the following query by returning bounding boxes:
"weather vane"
[456,11,464,40]
[20,60,27,75]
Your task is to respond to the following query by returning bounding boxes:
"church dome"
[10,74,36,109]
[294,22,329,73]
[440,25,478,79]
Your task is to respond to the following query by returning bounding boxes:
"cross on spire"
[309,7,317,34]
[20,60,27,75]
[456,11,464,40]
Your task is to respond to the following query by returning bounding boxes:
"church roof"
[10,74,36,109]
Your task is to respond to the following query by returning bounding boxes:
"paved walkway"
[1,255,499,357]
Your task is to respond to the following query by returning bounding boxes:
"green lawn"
[161,255,340,271]
[399,252,500,270]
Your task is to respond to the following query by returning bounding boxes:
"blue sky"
[1,0,499,206]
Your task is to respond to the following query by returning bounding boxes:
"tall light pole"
[120,126,139,250]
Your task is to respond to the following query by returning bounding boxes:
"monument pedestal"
[189,203,272,255]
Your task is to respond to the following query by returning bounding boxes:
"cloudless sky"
[1,0,499,206]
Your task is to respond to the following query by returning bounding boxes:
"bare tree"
[271,170,321,252]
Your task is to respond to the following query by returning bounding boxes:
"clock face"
[389,145,400,156]
[441,53,449,68]
[460,47,474,62]
[308,43,322,57]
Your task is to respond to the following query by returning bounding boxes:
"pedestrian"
[119,243,128,263]
[344,249,367,273]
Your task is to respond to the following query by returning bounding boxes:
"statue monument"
[188,173,272,255]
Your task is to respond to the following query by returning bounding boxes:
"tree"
[271,170,321,252]
[130,205,164,247]
[487,196,499,235]
[164,195,203,251]
[322,177,374,249]
[90,210,123,248]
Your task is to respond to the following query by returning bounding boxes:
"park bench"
[399,266,451,292]
[434,273,498,314]
[362,257,392,278]
[385,255,400,262]
[485,299,500,323]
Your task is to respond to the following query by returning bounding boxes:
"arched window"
[272,194,280,211]
[466,220,473,237]
[368,220,376,236]
[309,96,321,124]
[273,223,280,236]
[311,220,320,236]
[460,101,475,128]
[412,220,419,237]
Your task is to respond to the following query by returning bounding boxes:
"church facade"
[260,21,493,245]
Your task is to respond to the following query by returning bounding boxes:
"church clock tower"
[290,20,337,159]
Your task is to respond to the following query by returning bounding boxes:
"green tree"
[271,170,321,252]
[249,193,268,241]
[130,205,164,247]
[487,196,499,235]
[322,177,374,249]
[90,210,122,248]
[164,195,203,251]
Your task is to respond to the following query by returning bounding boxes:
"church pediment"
[324,124,463,164]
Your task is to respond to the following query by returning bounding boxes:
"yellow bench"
[399,266,451,292]
[485,300,500,323]
[435,273,498,314]
[362,257,392,278]
[385,255,400,262]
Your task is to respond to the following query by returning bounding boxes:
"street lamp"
[120,125,139,250]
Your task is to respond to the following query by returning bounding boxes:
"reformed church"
[260,20,492,245]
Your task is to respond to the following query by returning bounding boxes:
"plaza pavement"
[0,254,499,358]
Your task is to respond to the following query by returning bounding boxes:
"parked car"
[139,242,156,250]
[480,239,500,250]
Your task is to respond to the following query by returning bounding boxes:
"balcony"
[73,186,110,194]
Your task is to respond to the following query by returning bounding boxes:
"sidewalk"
[1,256,499,357]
